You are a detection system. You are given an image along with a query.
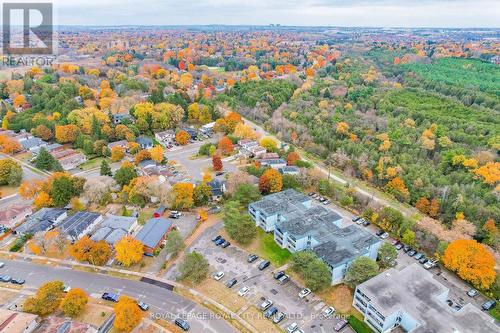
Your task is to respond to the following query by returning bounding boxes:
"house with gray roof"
[134,217,173,256]
[90,214,138,246]
[260,158,287,170]
[57,211,103,241]
[249,189,381,284]
[19,137,46,152]
[354,263,498,333]
[136,136,153,149]
[14,208,67,236]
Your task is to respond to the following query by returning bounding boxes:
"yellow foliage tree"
[115,236,143,267]
[114,296,143,332]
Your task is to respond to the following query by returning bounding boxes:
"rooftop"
[358,264,498,333]
[90,214,137,245]
[0,309,38,333]
[134,217,172,248]
[249,188,310,216]
[15,208,66,235]
[58,211,102,239]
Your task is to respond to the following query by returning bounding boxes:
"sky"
[54,0,499,28]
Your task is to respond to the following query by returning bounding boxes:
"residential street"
[0,259,237,333]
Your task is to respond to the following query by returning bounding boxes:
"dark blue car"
[102,292,119,302]
[215,238,225,246]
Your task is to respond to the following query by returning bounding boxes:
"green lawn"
[348,315,372,333]
[255,228,291,267]
[78,157,105,171]
[489,305,500,321]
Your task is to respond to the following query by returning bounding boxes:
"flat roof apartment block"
[354,263,498,333]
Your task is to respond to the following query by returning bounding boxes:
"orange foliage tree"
[286,152,300,166]
[218,136,234,155]
[110,146,125,162]
[114,296,143,332]
[115,236,143,267]
[171,183,194,209]
[259,169,283,194]
[134,149,151,164]
[212,155,223,171]
[442,239,496,289]
[149,145,164,163]
[55,124,79,143]
[175,130,190,145]
[385,177,409,201]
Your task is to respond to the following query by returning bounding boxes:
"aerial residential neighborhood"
[0,1,498,333]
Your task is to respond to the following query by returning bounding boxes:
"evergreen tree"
[100,160,112,176]
[35,147,57,171]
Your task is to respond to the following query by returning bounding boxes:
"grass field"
[348,315,372,333]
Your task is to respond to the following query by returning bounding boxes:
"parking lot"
[168,222,354,333]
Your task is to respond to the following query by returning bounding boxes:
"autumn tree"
[415,197,430,215]
[259,168,283,194]
[187,103,212,125]
[233,122,257,140]
[114,162,137,187]
[34,191,52,209]
[175,130,190,145]
[69,236,111,266]
[114,296,143,332]
[134,149,151,164]
[212,155,223,171]
[24,281,64,316]
[218,136,234,155]
[55,124,79,143]
[286,151,300,166]
[385,177,409,201]
[0,135,21,154]
[0,158,22,186]
[336,122,349,135]
[193,182,212,206]
[149,145,164,163]
[34,124,53,141]
[19,180,42,199]
[483,219,499,247]
[171,182,194,209]
[260,136,278,151]
[115,236,143,267]
[60,288,88,317]
[442,239,496,289]
[111,146,125,162]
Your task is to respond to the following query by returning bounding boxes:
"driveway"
[0,258,237,333]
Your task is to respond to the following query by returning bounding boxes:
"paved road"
[0,259,237,333]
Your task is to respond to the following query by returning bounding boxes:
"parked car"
[352,216,361,222]
[286,322,298,333]
[482,300,497,311]
[260,299,273,311]
[215,238,225,246]
[208,206,221,214]
[467,289,478,297]
[395,243,404,250]
[63,285,71,293]
[0,262,4,268]
[221,241,231,248]
[174,318,190,331]
[226,278,237,288]
[308,192,315,196]
[407,249,416,257]
[403,245,411,252]
[102,292,119,302]
[213,271,224,281]
[278,274,290,284]
[356,218,365,225]
[334,319,349,331]
[258,260,270,270]
[169,211,182,219]
[380,232,389,239]
[247,254,259,263]
[273,311,286,323]
[11,278,24,285]
[414,253,424,260]
[299,288,311,298]
[323,200,331,205]
[375,230,385,237]
[362,220,371,227]
[322,306,335,317]
[312,194,319,199]
[238,286,250,297]
[0,275,11,282]
[419,256,428,264]
[264,306,278,319]
[318,197,326,202]
[212,235,222,242]
[137,301,149,311]
[423,259,437,269]
[274,271,285,280]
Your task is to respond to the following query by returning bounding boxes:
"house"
[260,152,279,160]
[18,137,46,152]
[90,214,138,246]
[248,145,267,158]
[136,136,153,149]
[181,127,198,140]
[0,203,32,228]
[200,122,216,134]
[154,130,175,144]
[260,158,287,170]
[279,166,300,175]
[112,113,134,124]
[249,189,381,284]
[14,208,67,235]
[57,211,103,241]
[207,179,226,201]
[237,139,258,150]
[107,140,129,151]
[0,309,39,333]
[32,143,62,155]
[134,217,173,256]
[56,151,87,171]
[354,264,498,333]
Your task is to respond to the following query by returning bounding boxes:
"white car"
[299,288,311,299]
[213,271,224,281]
[238,286,250,297]
[260,299,273,311]
[380,232,389,239]
[287,322,298,333]
[63,285,72,293]
[0,262,4,268]
[323,306,335,317]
